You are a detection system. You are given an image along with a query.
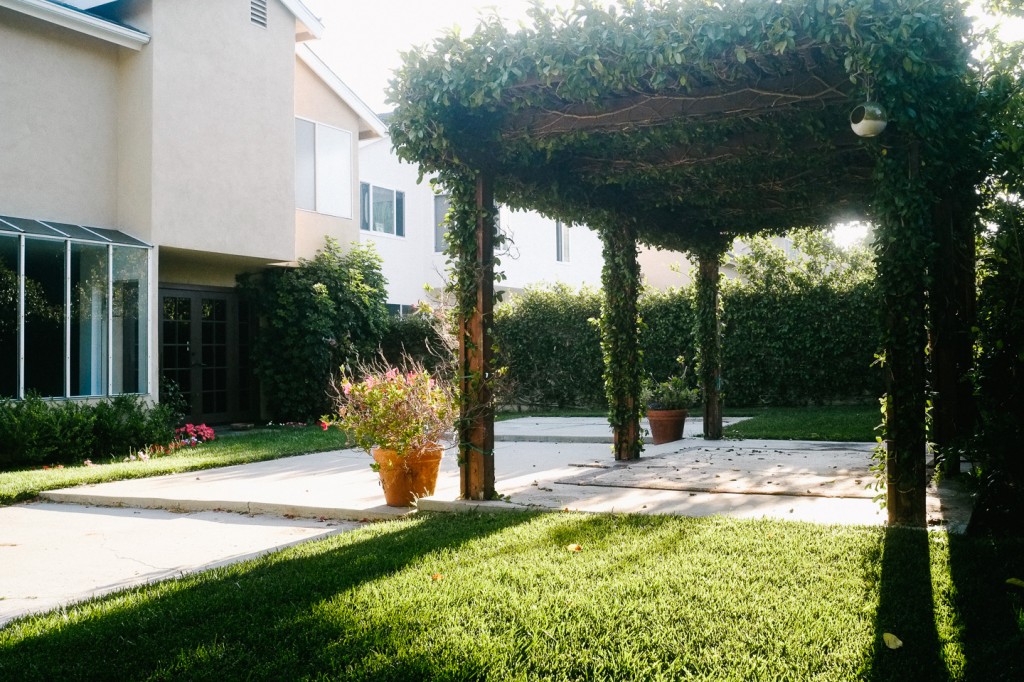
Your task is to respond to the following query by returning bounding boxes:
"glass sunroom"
[0,216,151,400]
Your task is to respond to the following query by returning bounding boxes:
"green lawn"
[0,426,347,506]
[1,512,1021,680]
[723,404,880,442]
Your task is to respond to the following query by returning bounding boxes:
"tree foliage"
[237,239,389,422]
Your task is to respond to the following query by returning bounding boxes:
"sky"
[302,0,1024,115]
[302,0,564,114]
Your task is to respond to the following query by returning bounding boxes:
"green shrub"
[493,284,604,407]
[639,288,697,381]
[92,395,176,460]
[0,394,94,467]
[238,239,390,422]
[0,394,177,470]
[491,232,881,409]
[719,232,882,406]
[378,314,449,374]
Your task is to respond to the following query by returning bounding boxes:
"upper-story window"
[556,220,570,262]
[250,0,268,28]
[360,183,405,237]
[433,194,450,252]
[295,118,353,219]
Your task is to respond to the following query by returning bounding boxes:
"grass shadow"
[0,511,536,680]
[865,526,946,681]
[946,532,1024,681]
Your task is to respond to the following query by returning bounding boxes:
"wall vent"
[250,0,268,28]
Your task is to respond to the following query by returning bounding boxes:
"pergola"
[389,0,983,526]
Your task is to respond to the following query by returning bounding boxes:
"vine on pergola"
[388,0,984,524]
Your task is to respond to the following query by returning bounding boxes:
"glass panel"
[434,194,450,252]
[360,183,370,230]
[0,236,18,397]
[0,216,60,238]
[372,186,395,233]
[87,227,148,247]
[70,243,108,397]
[315,124,352,218]
[161,295,191,413]
[113,247,148,394]
[201,297,228,416]
[24,238,65,397]
[44,221,109,243]
[295,118,316,211]
[396,191,405,237]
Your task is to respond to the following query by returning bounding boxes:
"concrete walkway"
[2,417,974,626]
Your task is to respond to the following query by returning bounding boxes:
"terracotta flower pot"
[371,444,444,507]
[647,408,688,444]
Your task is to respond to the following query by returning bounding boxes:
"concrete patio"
[1,417,973,626]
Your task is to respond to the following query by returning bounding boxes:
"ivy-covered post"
[928,196,977,475]
[692,237,729,440]
[458,172,496,500]
[875,141,930,526]
[598,220,643,461]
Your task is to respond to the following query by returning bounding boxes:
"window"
[360,183,405,236]
[295,118,353,218]
[250,0,267,28]
[433,194,450,252]
[556,220,570,262]
[0,216,150,399]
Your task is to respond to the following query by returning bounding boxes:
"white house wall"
[358,136,604,307]
[144,0,298,263]
[0,7,120,226]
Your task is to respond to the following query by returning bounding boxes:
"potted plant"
[323,358,456,507]
[644,359,699,444]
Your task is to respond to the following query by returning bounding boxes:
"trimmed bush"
[721,233,881,406]
[492,233,881,409]
[493,284,604,407]
[378,314,449,374]
[0,394,176,470]
[92,395,176,461]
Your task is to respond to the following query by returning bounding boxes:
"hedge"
[0,394,176,470]
[492,234,882,408]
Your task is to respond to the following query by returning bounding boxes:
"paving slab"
[0,503,356,627]
[41,449,416,522]
[494,416,748,442]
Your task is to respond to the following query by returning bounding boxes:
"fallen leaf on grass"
[431,573,443,581]
[883,633,903,649]
[566,544,583,553]
[1006,578,1024,589]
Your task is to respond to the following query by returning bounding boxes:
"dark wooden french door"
[159,287,256,424]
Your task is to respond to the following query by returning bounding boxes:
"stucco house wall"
[0,7,120,226]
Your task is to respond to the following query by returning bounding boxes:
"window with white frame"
[295,118,353,218]
[433,194,450,252]
[556,220,570,262]
[360,183,405,236]
[0,217,150,399]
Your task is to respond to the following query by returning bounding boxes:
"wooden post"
[598,221,643,461]
[458,173,496,500]
[880,141,928,526]
[694,246,725,440]
[928,197,976,475]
